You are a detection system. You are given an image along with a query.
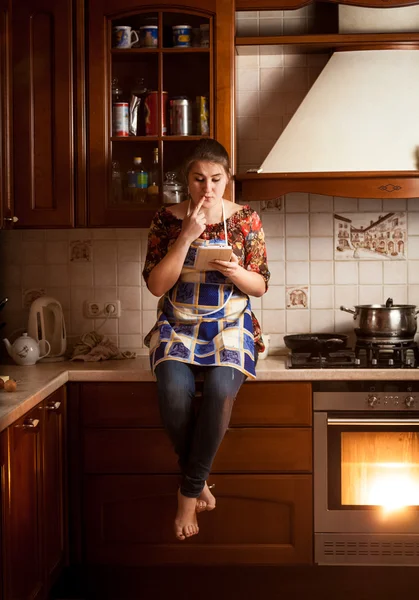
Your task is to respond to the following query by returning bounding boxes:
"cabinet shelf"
[111,135,211,142]
[111,47,210,61]
[236,32,419,53]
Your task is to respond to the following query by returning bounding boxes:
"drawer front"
[232,382,312,426]
[84,474,313,565]
[80,383,162,427]
[83,428,312,474]
[80,381,312,428]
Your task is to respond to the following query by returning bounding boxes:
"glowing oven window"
[341,432,419,509]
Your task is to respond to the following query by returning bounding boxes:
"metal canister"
[144,91,168,136]
[170,96,191,136]
[112,102,129,137]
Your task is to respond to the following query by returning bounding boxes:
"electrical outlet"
[84,300,121,318]
[84,301,101,318]
[103,300,121,318]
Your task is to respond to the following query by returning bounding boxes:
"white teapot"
[3,333,51,366]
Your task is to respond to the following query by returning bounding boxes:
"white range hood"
[260,6,419,174]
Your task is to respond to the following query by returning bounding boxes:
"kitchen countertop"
[1,356,419,433]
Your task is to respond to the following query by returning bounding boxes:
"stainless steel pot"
[340,297,419,339]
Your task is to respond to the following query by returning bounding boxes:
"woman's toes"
[196,500,207,513]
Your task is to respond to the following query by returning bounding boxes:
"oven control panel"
[367,394,417,409]
[313,386,419,411]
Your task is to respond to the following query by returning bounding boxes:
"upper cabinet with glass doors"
[88,0,234,227]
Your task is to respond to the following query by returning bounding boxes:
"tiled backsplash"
[0,10,418,358]
[2,198,419,357]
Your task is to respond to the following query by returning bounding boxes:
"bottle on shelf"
[111,160,123,204]
[129,77,148,136]
[147,148,159,198]
[127,156,148,203]
[112,77,128,137]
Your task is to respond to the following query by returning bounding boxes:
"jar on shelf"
[163,172,185,204]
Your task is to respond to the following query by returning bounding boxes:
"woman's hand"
[180,198,206,243]
[210,251,241,279]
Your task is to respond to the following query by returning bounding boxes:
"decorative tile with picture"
[70,240,92,262]
[334,212,406,260]
[286,286,309,309]
[261,198,283,212]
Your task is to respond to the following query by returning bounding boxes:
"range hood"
[236,6,419,200]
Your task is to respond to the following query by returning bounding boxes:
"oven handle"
[328,418,419,426]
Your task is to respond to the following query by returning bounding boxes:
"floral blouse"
[142,204,270,352]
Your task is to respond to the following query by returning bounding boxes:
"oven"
[314,381,419,565]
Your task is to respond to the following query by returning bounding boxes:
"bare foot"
[174,490,199,541]
[196,482,216,513]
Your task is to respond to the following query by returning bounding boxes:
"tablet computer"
[194,245,233,271]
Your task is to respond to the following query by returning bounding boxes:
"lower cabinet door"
[8,407,43,600]
[84,474,313,565]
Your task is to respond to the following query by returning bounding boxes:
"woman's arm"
[147,199,206,297]
[212,253,266,297]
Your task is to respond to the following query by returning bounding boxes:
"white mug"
[113,26,139,49]
[259,335,270,360]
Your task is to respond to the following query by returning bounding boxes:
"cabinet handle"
[3,216,18,223]
[21,418,40,430]
[45,401,61,411]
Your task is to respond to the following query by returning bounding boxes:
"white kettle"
[27,296,67,362]
[3,333,51,366]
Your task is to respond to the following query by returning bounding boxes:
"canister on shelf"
[163,172,185,204]
[200,23,210,47]
[144,91,168,136]
[172,25,191,47]
[196,96,209,135]
[112,102,129,136]
[169,96,191,136]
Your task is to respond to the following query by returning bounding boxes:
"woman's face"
[187,160,229,209]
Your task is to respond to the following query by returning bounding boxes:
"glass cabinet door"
[88,0,234,227]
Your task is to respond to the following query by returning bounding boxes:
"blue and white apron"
[147,200,256,379]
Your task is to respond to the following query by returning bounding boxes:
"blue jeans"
[155,360,253,498]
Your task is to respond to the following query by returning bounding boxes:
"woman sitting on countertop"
[142,138,270,541]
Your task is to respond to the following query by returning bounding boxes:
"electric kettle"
[27,296,67,361]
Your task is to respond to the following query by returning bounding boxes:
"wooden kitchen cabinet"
[0,0,13,231]
[236,0,419,9]
[87,0,234,227]
[1,386,67,600]
[11,0,74,228]
[69,381,313,566]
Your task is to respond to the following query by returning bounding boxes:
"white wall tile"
[310,285,333,309]
[408,212,419,235]
[268,261,285,285]
[358,199,382,212]
[310,309,335,332]
[408,261,419,284]
[286,310,310,333]
[260,68,284,91]
[408,198,419,211]
[263,309,285,333]
[359,261,383,285]
[285,193,309,212]
[309,194,333,212]
[383,199,406,211]
[266,237,284,261]
[310,213,333,236]
[334,197,358,212]
[383,261,407,284]
[334,262,358,285]
[262,285,285,310]
[334,285,358,309]
[285,213,309,236]
[310,261,334,284]
[237,68,260,91]
[310,237,334,260]
[261,213,284,237]
[358,285,383,304]
[286,261,309,285]
[286,237,309,260]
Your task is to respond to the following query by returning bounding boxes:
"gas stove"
[288,338,419,369]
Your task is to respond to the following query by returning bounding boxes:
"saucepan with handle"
[340,297,419,339]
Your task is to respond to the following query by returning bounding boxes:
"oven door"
[314,411,419,533]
